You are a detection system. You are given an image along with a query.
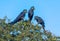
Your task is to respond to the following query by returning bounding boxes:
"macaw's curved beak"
[23,9,27,13]
[31,6,35,10]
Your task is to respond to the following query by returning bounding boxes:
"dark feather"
[28,6,35,21]
[9,9,27,25]
[35,16,45,31]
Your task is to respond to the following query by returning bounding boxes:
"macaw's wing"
[14,12,25,22]
[28,9,34,21]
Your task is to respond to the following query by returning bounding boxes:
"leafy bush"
[0,17,57,41]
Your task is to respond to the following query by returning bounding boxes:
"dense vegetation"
[0,16,57,41]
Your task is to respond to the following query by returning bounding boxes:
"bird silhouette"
[28,6,35,22]
[9,9,27,25]
[34,16,45,31]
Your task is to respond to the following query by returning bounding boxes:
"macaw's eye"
[23,9,27,13]
[31,7,34,10]
[31,6,35,10]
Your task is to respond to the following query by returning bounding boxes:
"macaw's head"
[23,9,27,13]
[31,6,35,10]
[34,16,39,20]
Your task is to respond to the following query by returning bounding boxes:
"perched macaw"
[28,6,35,21]
[9,9,27,25]
[35,16,45,31]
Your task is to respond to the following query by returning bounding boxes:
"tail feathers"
[42,24,45,27]
[8,22,15,25]
[29,18,32,22]
[42,24,45,32]
[43,27,45,31]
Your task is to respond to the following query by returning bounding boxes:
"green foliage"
[0,18,58,41]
